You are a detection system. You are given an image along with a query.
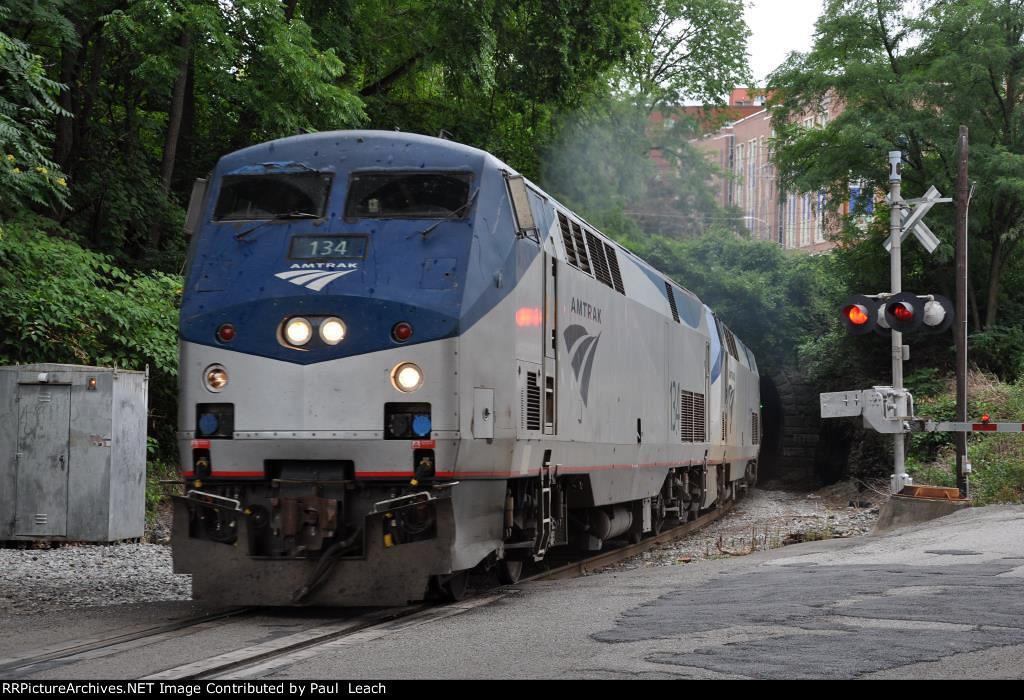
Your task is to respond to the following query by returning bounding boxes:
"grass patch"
[908,371,1024,504]
[145,458,180,525]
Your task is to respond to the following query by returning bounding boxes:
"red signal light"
[844,304,870,326]
[981,414,991,424]
[891,303,914,322]
[840,295,879,335]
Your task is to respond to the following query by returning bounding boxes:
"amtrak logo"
[274,269,355,291]
[564,324,601,406]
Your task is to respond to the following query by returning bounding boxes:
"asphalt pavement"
[274,505,1024,680]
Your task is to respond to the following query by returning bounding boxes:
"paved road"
[276,505,1024,680]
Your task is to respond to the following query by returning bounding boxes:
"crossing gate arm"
[923,421,1024,433]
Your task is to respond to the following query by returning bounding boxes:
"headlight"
[392,362,423,393]
[320,317,346,345]
[204,365,228,392]
[284,317,313,346]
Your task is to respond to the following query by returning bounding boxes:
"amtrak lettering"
[563,324,601,406]
[287,262,360,270]
[570,297,602,324]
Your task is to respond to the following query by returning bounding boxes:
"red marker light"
[844,304,870,326]
[216,323,236,343]
[981,414,991,424]
[391,322,413,343]
[515,307,543,327]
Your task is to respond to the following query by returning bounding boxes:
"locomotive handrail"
[185,489,242,511]
[370,483,459,514]
[371,491,433,513]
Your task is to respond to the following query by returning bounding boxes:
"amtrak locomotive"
[173,131,761,606]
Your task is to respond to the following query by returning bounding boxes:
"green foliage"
[621,0,751,112]
[145,458,179,525]
[0,12,69,214]
[968,326,1024,381]
[0,220,181,454]
[0,221,179,369]
[909,372,1024,504]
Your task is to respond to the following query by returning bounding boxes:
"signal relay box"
[0,364,149,542]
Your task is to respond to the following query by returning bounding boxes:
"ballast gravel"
[0,542,191,617]
[604,482,884,571]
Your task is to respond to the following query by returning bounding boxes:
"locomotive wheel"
[441,571,469,602]
[651,494,666,535]
[496,559,524,585]
[745,461,758,489]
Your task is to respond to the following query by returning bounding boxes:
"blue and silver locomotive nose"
[176,131,517,478]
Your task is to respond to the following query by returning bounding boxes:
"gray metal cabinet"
[0,364,149,542]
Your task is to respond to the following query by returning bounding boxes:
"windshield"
[214,172,333,221]
[345,172,472,219]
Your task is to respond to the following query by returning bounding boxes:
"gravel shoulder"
[0,542,192,619]
[603,481,884,571]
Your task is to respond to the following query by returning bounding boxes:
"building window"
[815,190,826,243]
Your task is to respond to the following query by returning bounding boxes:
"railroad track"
[0,607,253,678]
[528,497,737,581]
[2,497,739,680]
[145,596,506,680]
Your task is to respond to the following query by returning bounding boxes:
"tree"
[300,0,653,179]
[768,0,1024,330]
[621,0,751,114]
[0,6,69,216]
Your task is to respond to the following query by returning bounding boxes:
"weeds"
[908,370,1024,505]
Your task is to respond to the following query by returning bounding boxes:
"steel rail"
[528,498,737,582]
[0,607,253,678]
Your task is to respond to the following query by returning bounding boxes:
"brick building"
[693,91,846,252]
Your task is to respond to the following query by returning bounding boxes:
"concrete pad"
[873,495,971,534]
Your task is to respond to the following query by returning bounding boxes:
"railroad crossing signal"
[841,293,954,336]
[827,154,962,496]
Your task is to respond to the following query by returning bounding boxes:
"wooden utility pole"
[955,126,969,496]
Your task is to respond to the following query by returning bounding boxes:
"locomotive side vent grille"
[557,213,578,268]
[524,371,542,431]
[752,412,760,445]
[665,282,680,323]
[724,327,739,359]
[696,392,706,442]
[587,230,613,289]
[570,221,592,274]
[605,242,625,293]
[680,390,705,443]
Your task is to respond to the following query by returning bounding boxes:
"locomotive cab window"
[345,172,472,219]
[214,172,333,221]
